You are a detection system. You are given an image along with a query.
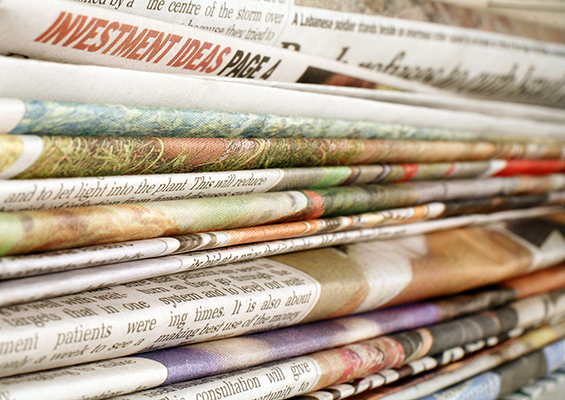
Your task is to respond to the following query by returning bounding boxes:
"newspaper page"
[2,266,560,400]
[415,340,565,400]
[0,98,480,142]
[1,134,564,181]
[304,0,565,40]
[432,0,565,29]
[2,204,564,305]
[0,202,448,278]
[376,325,565,400]
[2,289,563,400]
[1,215,565,377]
[2,99,565,144]
[3,175,565,256]
[70,0,565,41]
[86,322,565,400]
[66,0,565,106]
[337,350,498,400]
[499,367,565,400]
[2,57,565,141]
[2,196,560,280]
[4,99,565,144]
[247,82,565,124]
[348,322,565,400]
[300,292,565,399]
[0,0,448,94]
[2,160,564,211]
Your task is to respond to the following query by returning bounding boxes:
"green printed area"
[0,213,23,255]
[311,185,418,217]
[304,166,354,188]
[7,100,485,141]
[148,192,311,232]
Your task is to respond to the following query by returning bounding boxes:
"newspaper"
[414,340,565,400]
[346,321,565,400]
[1,214,565,378]
[8,265,565,394]
[293,353,495,400]
[2,287,563,400]
[3,99,565,144]
[247,81,565,124]
[0,0,446,94]
[2,160,565,212]
[0,0,564,106]
[3,175,565,256]
[2,195,560,280]
[2,57,565,141]
[64,0,565,106]
[2,134,564,181]
[76,0,565,42]
[499,368,565,400]
[340,349,499,400]
[0,266,552,398]
[88,322,565,400]
[3,204,565,306]
[432,0,565,30]
[297,291,565,399]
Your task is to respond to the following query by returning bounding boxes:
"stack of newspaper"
[1,0,565,399]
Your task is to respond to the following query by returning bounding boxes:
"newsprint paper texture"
[0,98,496,142]
[499,368,565,400]
[300,336,565,400]
[296,289,565,400]
[415,339,565,400]
[77,0,565,43]
[2,197,561,281]
[258,83,565,124]
[2,276,564,400]
[1,215,565,377]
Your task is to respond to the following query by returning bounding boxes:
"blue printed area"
[542,338,565,372]
[417,372,501,400]
[134,303,440,385]
[10,100,478,140]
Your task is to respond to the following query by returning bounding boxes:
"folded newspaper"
[2,176,565,255]
[1,214,565,378]
[2,283,564,400]
[0,2,564,400]
[3,160,564,211]
[2,58,564,140]
[1,0,564,105]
